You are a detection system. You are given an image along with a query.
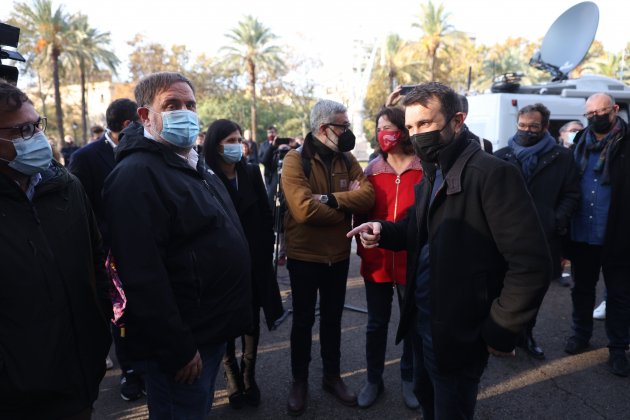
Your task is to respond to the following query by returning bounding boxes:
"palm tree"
[67,14,119,142]
[12,0,71,140]
[221,16,284,141]
[413,0,459,81]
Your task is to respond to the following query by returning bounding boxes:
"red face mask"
[377,130,401,153]
[267,134,275,141]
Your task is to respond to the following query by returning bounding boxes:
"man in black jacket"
[103,72,252,419]
[495,103,580,359]
[349,82,550,419]
[565,93,630,378]
[0,81,112,419]
[69,98,144,401]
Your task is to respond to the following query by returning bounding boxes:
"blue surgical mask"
[221,143,243,163]
[153,109,199,148]
[0,131,53,175]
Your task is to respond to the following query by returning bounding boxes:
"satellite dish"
[530,1,599,81]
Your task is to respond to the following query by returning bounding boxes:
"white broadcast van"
[465,1,630,151]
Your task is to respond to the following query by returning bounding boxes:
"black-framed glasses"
[0,117,47,141]
[583,106,613,119]
[327,122,351,133]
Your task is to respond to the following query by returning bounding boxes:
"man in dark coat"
[0,81,111,419]
[349,82,550,419]
[259,125,277,186]
[495,103,580,359]
[69,98,144,401]
[565,93,630,378]
[102,72,252,419]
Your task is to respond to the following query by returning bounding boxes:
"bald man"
[565,93,630,378]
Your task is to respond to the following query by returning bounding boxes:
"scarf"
[508,131,557,181]
[574,118,622,185]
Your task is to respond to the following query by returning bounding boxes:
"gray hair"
[559,120,584,133]
[134,72,195,108]
[310,99,347,133]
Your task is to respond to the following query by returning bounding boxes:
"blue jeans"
[414,314,484,420]
[364,281,414,383]
[145,342,226,420]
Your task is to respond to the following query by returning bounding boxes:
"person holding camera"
[203,118,284,409]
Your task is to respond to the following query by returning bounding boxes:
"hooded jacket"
[0,162,111,418]
[103,123,252,373]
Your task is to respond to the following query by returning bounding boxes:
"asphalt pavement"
[93,243,629,419]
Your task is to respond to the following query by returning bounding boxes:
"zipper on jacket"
[202,179,228,217]
[392,175,401,284]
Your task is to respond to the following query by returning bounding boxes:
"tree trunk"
[52,51,65,141]
[248,58,257,142]
[80,58,88,144]
[37,74,48,117]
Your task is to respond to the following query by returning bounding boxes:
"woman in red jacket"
[356,107,423,409]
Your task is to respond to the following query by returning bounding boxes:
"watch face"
[320,195,328,204]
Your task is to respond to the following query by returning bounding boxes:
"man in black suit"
[68,98,142,402]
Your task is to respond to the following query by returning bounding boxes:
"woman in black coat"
[204,119,283,409]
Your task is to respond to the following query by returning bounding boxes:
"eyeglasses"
[583,106,613,119]
[0,117,47,141]
[327,122,351,133]
[516,122,542,132]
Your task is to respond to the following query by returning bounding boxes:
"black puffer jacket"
[0,162,111,418]
[103,124,252,374]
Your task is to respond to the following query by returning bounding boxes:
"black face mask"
[410,117,453,163]
[334,130,356,152]
[588,113,613,134]
[515,129,543,147]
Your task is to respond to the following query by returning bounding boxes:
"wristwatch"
[319,194,329,204]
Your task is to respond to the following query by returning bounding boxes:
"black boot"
[242,333,261,406]
[224,342,245,409]
[517,329,545,360]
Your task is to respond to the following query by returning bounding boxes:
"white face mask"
[566,131,577,145]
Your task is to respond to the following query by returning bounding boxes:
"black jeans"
[570,241,630,351]
[364,281,414,383]
[414,314,486,420]
[288,258,350,381]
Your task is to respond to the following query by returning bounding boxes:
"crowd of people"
[0,72,628,420]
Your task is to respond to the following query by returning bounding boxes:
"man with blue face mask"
[102,72,252,419]
[0,81,112,419]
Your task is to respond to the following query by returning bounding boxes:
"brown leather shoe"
[287,380,308,416]
[322,375,357,407]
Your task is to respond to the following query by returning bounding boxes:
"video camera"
[0,23,26,85]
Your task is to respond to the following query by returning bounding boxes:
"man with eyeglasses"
[564,93,630,378]
[0,81,112,419]
[495,103,580,359]
[281,99,374,416]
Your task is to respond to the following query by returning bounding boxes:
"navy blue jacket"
[103,124,252,374]
[68,135,115,250]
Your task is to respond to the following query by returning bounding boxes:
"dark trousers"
[571,241,630,351]
[288,258,350,381]
[414,314,485,420]
[364,281,414,383]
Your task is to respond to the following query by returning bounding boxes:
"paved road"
[93,245,628,419]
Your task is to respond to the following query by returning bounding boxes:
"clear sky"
[3,0,629,92]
